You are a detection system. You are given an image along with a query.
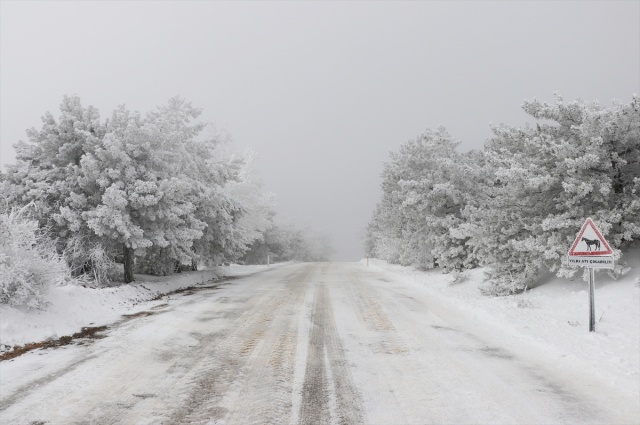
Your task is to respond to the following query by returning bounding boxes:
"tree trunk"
[123,244,135,283]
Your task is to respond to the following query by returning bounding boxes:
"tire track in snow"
[299,284,331,424]
[2,263,625,424]
[340,268,438,424]
[226,266,310,425]
[351,266,609,424]
[299,279,363,425]
[344,269,408,356]
[0,354,97,412]
[168,265,312,424]
[342,267,529,424]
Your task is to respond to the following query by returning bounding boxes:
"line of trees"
[365,94,640,295]
[1,96,332,307]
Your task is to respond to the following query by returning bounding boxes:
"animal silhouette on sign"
[581,237,600,252]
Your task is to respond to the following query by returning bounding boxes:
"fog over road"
[0,263,633,424]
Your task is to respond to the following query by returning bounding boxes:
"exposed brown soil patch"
[149,277,238,301]
[122,311,156,319]
[0,326,108,362]
[1,276,241,362]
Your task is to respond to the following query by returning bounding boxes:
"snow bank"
[0,263,284,350]
[362,248,640,400]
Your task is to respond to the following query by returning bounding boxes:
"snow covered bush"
[0,205,72,308]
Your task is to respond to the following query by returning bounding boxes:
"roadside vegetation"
[365,94,640,295]
[0,96,332,308]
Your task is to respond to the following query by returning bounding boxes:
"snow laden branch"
[365,94,640,295]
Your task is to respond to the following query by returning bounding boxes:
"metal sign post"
[588,268,596,332]
[567,218,614,332]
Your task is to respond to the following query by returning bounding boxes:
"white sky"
[1,1,639,261]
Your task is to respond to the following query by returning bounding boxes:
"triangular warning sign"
[568,218,613,256]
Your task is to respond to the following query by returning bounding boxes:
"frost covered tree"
[215,150,277,264]
[0,96,107,277]
[1,96,266,284]
[367,127,481,271]
[0,96,104,230]
[240,216,334,264]
[290,222,334,262]
[81,98,245,281]
[365,197,404,264]
[366,94,638,295]
[461,94,640,294]
[238,213,280,265]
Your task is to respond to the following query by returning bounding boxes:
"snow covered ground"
[0,263,286,351]
[361,247,640,416]
[0,259,638,424]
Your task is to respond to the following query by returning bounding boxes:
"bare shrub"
[0,205,72,309]
[449,269,468,285]
[64,234,121,287]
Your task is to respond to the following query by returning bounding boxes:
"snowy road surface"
[1,263,636,424]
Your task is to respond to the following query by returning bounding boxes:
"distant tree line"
[365,94,640,295]
[0,96,332,308]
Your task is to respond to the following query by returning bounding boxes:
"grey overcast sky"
[1,1,639,261]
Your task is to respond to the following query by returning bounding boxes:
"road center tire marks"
[168,265,312,425]
[344,270,408,356]
[299,282,363,425]
[226,268,309,425]
[2,263,630,425]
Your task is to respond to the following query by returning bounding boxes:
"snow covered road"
[1,262,636,424]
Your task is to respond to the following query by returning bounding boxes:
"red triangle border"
[568,218,613,256]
